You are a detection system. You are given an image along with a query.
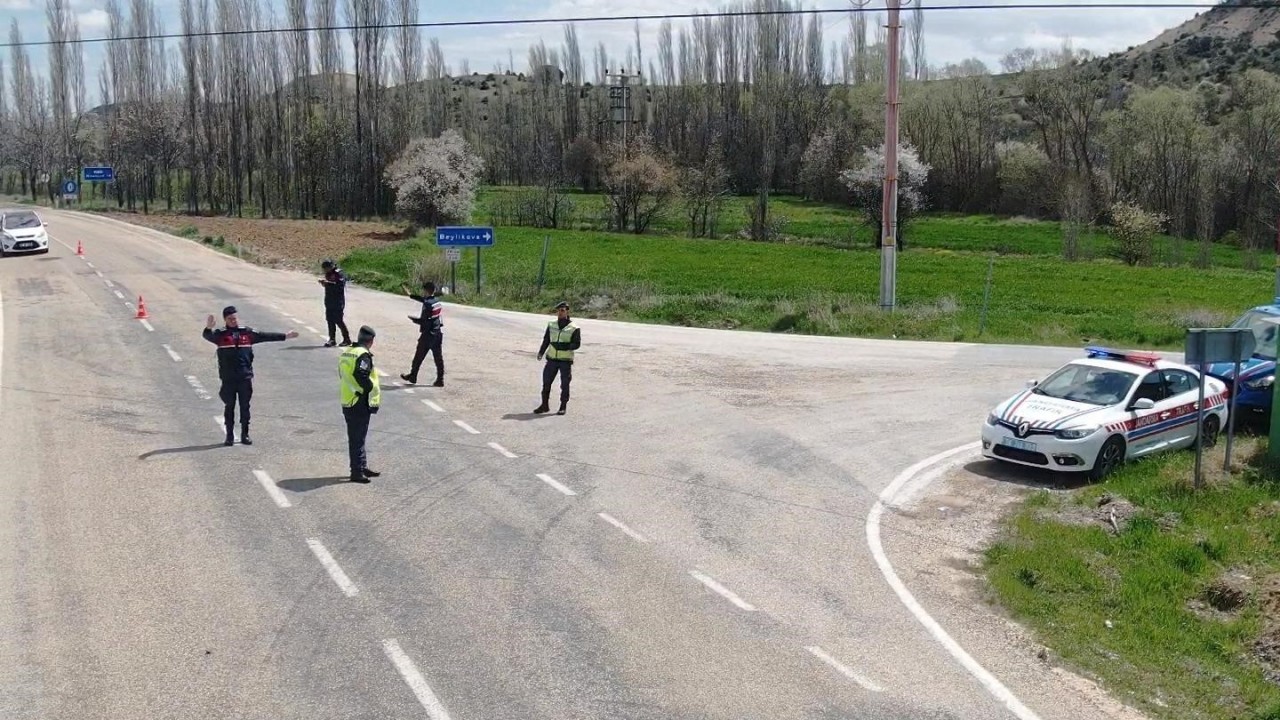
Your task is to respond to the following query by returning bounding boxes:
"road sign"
[444,247,461,262]
[61,179,78,198]
[1184,327,1256,365]
[436,226,494,247]
[83,166,114,181]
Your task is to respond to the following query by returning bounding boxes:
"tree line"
[2,0,1279,261]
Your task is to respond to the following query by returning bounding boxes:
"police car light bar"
[1084,346,1161,366]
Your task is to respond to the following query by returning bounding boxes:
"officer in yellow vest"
[534,301,581,415]
[339,325,381,483]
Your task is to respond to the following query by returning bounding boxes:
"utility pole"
[880,0,903,311]
[609,68,641,231]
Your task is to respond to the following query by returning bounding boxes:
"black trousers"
[541,360,572,405]
[219,378,253,431]
[326,304,350,344]
[408,332,443,381]
[343,404,372,475]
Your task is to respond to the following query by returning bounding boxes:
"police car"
[981,347,1230,480]
[1203,300,1278,427]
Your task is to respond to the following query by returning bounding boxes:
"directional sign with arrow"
[436,226,495,247]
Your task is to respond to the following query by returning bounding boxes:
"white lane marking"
[94,270,103,277]
[187,376,211,400]
[598,513,649,543]
[162,344,182,362]
[487,442,517,459]
[382,639,454,720]
[304,325,319,334]
[306,538,359,597]
[805,646,884,693]
[287,317,303,324]
[689,570,756,611]
[535,472,577,497]
[113,290,124,299]
[269,302,281,309]
[865,442,1044,720]
[213,415,226,431]
[252,469,293,509]
[103,279,114,288]
[453,419,480,435]
[85,261,94,267]
[139,319,154,332]
[422,399,445,413]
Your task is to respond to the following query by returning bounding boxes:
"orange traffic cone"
[135,296,149,319]
[75,240,83,256]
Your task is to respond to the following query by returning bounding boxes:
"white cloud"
[0,0,35,10]
[77,9,109,33]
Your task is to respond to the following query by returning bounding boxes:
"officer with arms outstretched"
[534,301,580,416]
[400,281,444,387]
[318,259,353,348]
[339,325,382,483]
[204,306,298,445]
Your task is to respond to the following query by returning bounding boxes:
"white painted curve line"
[422,399,445,413]
[304,325,319,334]
[382,639,453,720]
[689,570,756,611]
[139,319,155,332]
[805,646,884,693]
[487,442,517,459]
[287,317,303,325]
[453,419,480,435]
[598,513,649,543]
[162,344,182,362]
[103,279,115,289]
[536,473,577,497]
[187,375,211,400]
[865,442,1044,720]
[113,290,124,299]
[252,469,293,509]
[306,538,359,597]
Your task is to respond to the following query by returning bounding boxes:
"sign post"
[1186,327,1257,485]
[61,179,78,205]
[435,226,494,296]
[443,247,461,293]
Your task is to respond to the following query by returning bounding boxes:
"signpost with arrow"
[436,226,495,295]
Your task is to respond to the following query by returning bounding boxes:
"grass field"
[341,224,1267,349]
[984,439,1280,720]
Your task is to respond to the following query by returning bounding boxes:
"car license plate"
[16,241,34,250]
[1000,437,1037,452]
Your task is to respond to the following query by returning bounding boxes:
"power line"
[0,2,1254,50]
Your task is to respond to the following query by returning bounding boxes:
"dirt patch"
[1254,575,1280,685]
[1039,492,1141,535]
[89,208,405,272]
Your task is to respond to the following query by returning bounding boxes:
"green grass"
[984,440,1280,720]
[340,224,1267,349]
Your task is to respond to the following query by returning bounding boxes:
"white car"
[0,208,50,256]
[981,346,1230,480]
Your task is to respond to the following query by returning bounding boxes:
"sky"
[1,0,1211,104]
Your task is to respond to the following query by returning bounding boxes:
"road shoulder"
[878,457,1152,720]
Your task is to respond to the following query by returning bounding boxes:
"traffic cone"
[135,296,149,319]
[75,240,83,256]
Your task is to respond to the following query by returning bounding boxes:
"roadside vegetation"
[984,437,1280,720]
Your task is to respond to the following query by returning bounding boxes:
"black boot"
[432,378,444,387]
[241,427,253,445]
[557,402,567,416]
[224,428,234,446]
[362,468,381,478]
[401,373,417,384]
[534,391,550,414]
[350,472,370,484]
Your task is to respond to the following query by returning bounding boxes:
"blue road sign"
[436,226,495,247]
[61,180,78,195]
[83,166,114,181]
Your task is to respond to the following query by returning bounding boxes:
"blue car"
[1204,300,1279,426]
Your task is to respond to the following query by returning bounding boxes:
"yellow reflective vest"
[546,320,578,362]
[339,346,381,408]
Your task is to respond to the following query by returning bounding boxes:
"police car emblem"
[1016,421,1031,438]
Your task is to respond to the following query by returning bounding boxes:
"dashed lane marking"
[535,473,577,497]
[162,344,182,362]
[305,325,319,334]
[186,376,211,400]
[252,469,293,509]
[487,442,517,459]
[139,319,155,332]
[689,570,756,611]
[805,646,884,693]
[103,279,114,288]
[453,420,480,435]
[598,513,649,543]
[382,639,453,720]
[306,538,359,597]
[113,290,124,299]
[422,400,445,413]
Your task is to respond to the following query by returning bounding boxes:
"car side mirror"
[1130,398,1156,411]
[1025,379,1038,388]
[42,221,48,227]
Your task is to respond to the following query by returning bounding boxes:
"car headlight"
[1244,375,1275,391]
[1055,426,1098,440]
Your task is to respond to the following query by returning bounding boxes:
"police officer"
[204,306,299,445]
[399,281,444,387]
[534,301,580,416]
[319,259,353,348]
[339,325,381,483]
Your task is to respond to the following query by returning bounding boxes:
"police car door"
[1158,368,1202,449]
[1127,370,1173,457]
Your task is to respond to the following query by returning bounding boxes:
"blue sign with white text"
[83,166,115,181]
[436,226,495,247]
[61,180,78,195]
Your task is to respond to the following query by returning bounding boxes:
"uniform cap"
[222,305,237,317]
[321,259,334,269]
[555,301,569,309]
[358,325,376,341]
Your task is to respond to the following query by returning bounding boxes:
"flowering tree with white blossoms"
[385,129,485,229]
[839,143,931,250]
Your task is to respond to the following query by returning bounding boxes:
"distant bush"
[1109,201,1167,267]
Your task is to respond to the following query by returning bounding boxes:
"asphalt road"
[0,209,1108,720]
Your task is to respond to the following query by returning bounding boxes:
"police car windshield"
[2,212,40,229]
[1034,363,1139,406]
[1231,310,1278,360]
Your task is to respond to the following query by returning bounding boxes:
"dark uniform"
[203,305,294,445]
[401,282,444,387]
[535,301,581,416]
[319,259,352,347]
[339,326,381,483]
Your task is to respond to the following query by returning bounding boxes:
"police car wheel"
[1200,415,1221,449]
[1089,436,1125,482]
